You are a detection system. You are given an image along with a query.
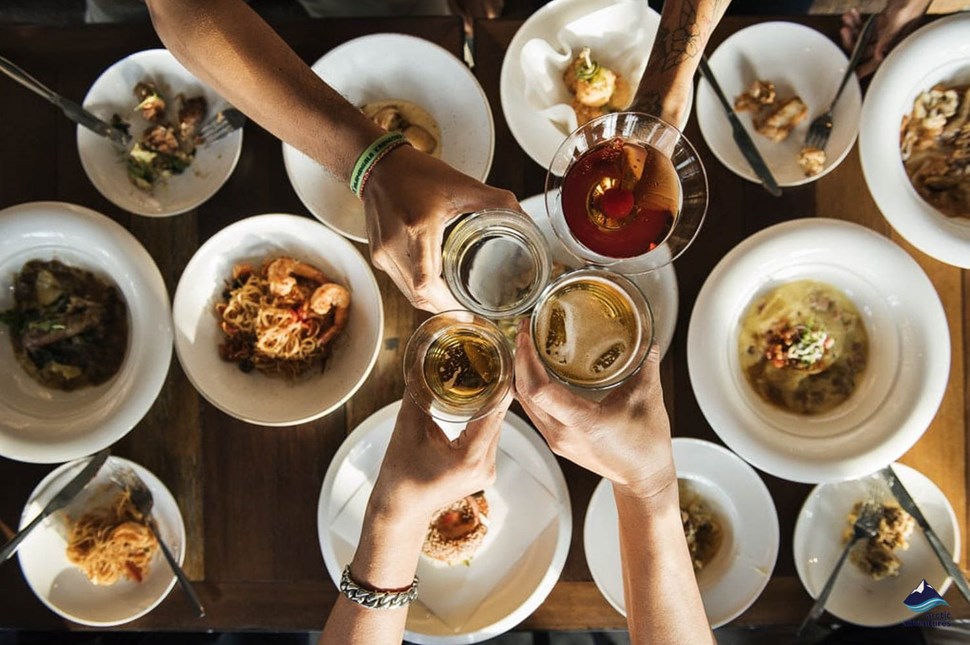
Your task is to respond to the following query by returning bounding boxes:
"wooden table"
[0,13,966,633]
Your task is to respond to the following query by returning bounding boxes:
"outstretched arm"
[320,395,510,644]
[514,323,713,644]
[632,0,731,126]
[146,0,517,312]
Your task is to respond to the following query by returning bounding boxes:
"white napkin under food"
[520,0,656,136]
[330,447,560,632]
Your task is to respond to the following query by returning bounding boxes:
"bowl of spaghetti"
[16,455,184,626]
[172,214,383,426]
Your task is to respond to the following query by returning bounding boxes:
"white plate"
[859,13,970,268]
[501,0,693,170]
[584,438,779,628]
[519,191,678,359]
[317,400,571,644]
[172,214,383,426]
[0,202,172,464]
[17,456,185,626]
[283,33,494,243]
[687,218,949,483]
[78,48,243,217]
[794,463,960,627]
[697,22,861,186]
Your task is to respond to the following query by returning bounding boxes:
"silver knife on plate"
[698,56,782,197]
[0,448,110,562]
[880,465,970,604]
[0,55,131,147]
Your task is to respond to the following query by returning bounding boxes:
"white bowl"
[17,456,185,626]
[518,191,678,359]
[317,401,571,644]
[687,218,949,483]
[78,48,243,217]
[859,13,970,268]
[0,202,172,464]
[794,463,960,627]
[283,33,494,243]
[172,214,383,426]
[697,22,861,186]
[501,0,692,170]
[584,438,779,628]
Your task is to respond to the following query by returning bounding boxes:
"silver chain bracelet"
[339,565,419,610]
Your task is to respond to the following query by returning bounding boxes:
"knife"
[0,55,131,147]
[0,448,110,562]
[880,465,970,604]
[698,56,782,197]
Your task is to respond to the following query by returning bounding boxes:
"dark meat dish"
[0,260,128,390]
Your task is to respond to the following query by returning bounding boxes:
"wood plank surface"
[0,12,966,634]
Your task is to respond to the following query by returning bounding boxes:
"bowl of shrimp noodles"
[172,214,383,426]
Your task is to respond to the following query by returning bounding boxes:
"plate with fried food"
[283,33,494,243]
[501,0,692,170]
[78,48,243,217]
[317,400,571,644]
[172,213,383,426]
[584,438,779,627]
[860,12,970,268]
[794,463,960,627]
[697,21,861,187]
[16,455,184,626]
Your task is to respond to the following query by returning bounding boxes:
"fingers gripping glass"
[404,311,513,435]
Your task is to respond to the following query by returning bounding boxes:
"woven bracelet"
[349,131,411,200]
[339,564,419,610]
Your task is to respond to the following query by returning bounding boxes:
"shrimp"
[309,283,350,346]
[265,257,329,297]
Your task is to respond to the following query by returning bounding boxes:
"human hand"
[513,321,675,498]
[361,145,519,313]
[368,393,511,521]
[841,1,929,78]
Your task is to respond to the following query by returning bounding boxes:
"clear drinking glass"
[443,209,551,319]
[545,112,708,275]
[530,267,654,390]
[403,311,514,425]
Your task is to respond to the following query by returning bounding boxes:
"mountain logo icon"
[902,579,949,613]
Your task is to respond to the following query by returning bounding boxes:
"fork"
[804,14,876,151]
[198,107,246,146]
[796,500,882,641]
[113,467,206,618]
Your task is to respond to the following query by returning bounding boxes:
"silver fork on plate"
[796,500,882,642]
[198,107,246,146]
[804,14,876,151]
[112,466,206,618]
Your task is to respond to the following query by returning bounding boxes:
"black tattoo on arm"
[654,1,704,73]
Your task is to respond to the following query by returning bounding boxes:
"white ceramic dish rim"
[283,33,495,243]
[78,48,243,218]
[687,218,950,483]
[792,462,960,627]
[0,201,172,463]
[171,213,384,426]
[859,12,970,268]
[696,21,860,187]
[316,400,572,644]
[583,437,780,627]
[17,456,185,626]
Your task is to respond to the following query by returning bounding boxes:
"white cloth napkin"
[330,448,560,631]
[519,0,656,136]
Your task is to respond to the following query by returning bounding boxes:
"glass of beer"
[443,209,551,319]
[404,311,514,424]
[545,112,708,275]
[531,267,653,390]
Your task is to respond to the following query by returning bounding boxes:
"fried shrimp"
[266,257,330,297]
